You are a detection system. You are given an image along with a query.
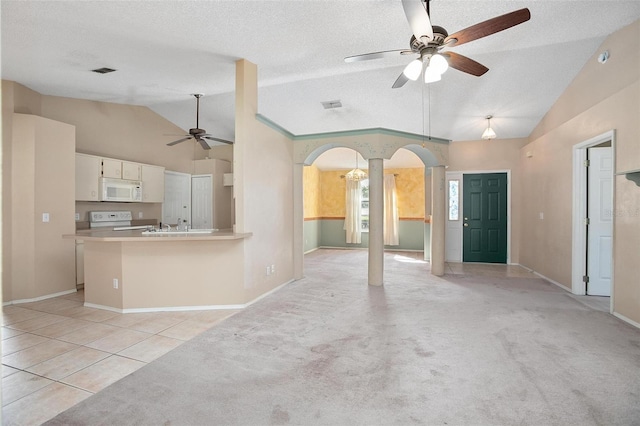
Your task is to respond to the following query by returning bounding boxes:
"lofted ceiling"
[2,1,640,164]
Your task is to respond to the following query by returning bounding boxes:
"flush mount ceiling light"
[91,67,117,74]
[482,115,497,140]
[345,151,367,181]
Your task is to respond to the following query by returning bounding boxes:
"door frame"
[571,130,615,305]
[445,169,512,264]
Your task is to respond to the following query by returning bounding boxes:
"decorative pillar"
[368,158,384,286]
[430,165,446,276]
[293,163,304,280]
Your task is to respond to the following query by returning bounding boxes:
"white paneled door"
[191,174,213,229]
[587,147,613,296]
[163,171,191,226]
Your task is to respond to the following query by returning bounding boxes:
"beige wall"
[448,138,528,264]
[10,114,76,301]
[235,60,295,303]
[520,20,640,323]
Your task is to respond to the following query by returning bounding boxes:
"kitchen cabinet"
[141,164,165,203]
[102,158,122,179]
[75,153,101,201]
[122,161,142,181]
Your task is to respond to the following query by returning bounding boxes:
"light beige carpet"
[47,249,640,425]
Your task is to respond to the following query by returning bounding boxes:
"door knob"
[464,223,469,227]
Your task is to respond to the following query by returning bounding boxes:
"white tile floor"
[2,290,240,425]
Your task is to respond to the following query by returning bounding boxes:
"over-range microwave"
[99,178,143,202]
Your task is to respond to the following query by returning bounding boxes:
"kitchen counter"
[64,228,252,242]
[66,228,252,312]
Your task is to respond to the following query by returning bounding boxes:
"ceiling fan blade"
[442,52,489,76]
[196,138,211,150]
[392,71,410,89]
[444,8,531,47]
[345,49,410,63]
[167,136,192,146]
[402,0,433,43]
[203,136,234,145]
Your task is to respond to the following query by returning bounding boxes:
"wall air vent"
[91,67,117,74]
[321,100,342,109]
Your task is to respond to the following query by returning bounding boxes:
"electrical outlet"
[113,278,119,289]
[138,212,143,219]
[266,266,271,276]
[75,213,80,221]
[271,265,275,274]
[42,213,50,223]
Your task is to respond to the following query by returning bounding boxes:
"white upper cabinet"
[102,158,122,179]
[75,153,101,201]
[122,161,142,181]
[141,164,165,203]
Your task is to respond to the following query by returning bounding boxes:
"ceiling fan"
[166,93,234,150]
[345,0,531,88]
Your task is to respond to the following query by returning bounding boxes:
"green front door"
[462,173,507,263]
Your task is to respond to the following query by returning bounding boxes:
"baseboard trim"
[612,312,640,329]
[532,270,571,292]
[304,247,319,255]
[5,289,77,306]
[318,246,424,253]
[84,279,296,314]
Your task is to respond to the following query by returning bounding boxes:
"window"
[448,179,459,221]
[361,179,369,231]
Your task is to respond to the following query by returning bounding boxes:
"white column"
[368,158,384,286]
[430,165,446,276]
[293,163,304,280]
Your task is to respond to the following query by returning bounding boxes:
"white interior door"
[163,171,191,226]
[587,147,613,296]
[191,174,213,229]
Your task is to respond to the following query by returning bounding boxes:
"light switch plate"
[42,213,50,223]
[75,213,80,221]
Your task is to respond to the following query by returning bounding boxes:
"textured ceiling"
[2,1,639,159]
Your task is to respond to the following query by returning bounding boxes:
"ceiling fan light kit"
[345,0,531,88]
[482,115,497,140]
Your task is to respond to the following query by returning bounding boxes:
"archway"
[293,135,448,284]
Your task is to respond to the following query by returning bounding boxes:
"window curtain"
[383,174,399,246]
[344,178,362,244]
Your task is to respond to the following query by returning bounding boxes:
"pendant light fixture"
[345,151,367,181]
[482,115,496,140]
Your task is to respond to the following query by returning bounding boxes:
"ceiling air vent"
[321,100,342,109]
[91,67,117,74]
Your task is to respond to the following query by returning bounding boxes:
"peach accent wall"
[303,163,321,218]
[319,170,347,218]
[448,138,528,264]
[386,167,425,219]
[314,167,425,219]
[520,20,640,324]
